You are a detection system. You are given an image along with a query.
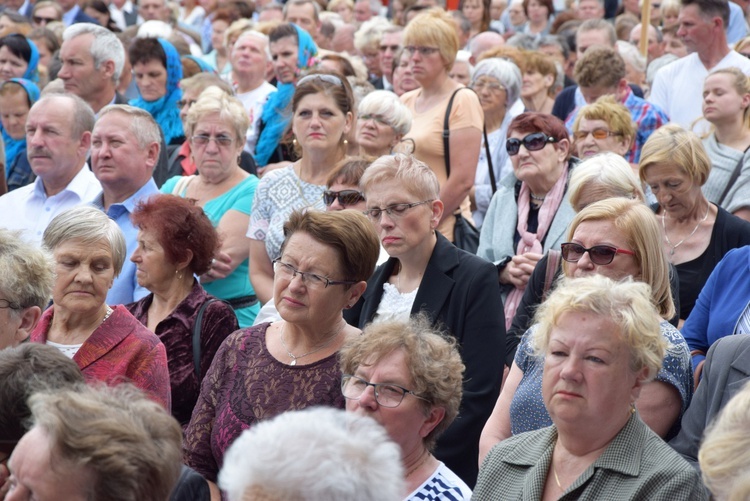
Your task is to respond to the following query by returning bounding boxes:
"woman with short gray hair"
[30,206,170,409]
[356,89,413,158]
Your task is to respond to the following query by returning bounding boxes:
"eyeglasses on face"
[177,99,197,109]
[573,128,623,141]
[560,242,636,265]
[403,46,440,57]
[273,259,356,289]
[0,299,21,310]
[358,114,391,127]
[323,189,365,206]
[362,200,432,221]
[471,79,505,92]
[341,374,428,408]
[506,132,558,156]
[33,15,58,24]
[379,44,400,52]
[191,134,234,147]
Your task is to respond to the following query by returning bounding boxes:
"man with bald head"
[629,23,664,64]
[468,31,505,65]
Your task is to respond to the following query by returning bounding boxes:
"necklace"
[102,305,113,324]
[530,192,546,201]
[279,321,345,366]
[661,202,710,256]
[405,450,431,478]
[553,464,562,488]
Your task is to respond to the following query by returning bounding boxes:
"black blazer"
[345,232,505,487]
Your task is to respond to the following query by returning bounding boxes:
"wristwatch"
[496,256,512,273]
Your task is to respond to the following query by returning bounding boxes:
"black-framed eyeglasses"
[272,259,356,289]
[560,242,636,265]
[403,46,440,57]
[363,200,432,221]
[471,79,505,92]
[0,299,21,310]
[506,132,558,156]
[33,15,58,24]
[177,99,197,109]
[341,374,429,408]
[573,128,623,141]
[191,134,234,147]
[379,44,400,52]
[323,189,365,206]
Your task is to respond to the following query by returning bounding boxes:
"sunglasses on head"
[560,242,635,265]
[506,132,558,156]
[323,189,365,206]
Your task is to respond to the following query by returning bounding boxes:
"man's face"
[58,34,114,105]
[577,0,604,19]
[231,35,269,79]
[285,3,319,39]
[379,31,402,78]
[629,25,663,61]
[576,28,612,58]
[139,0,168,21]
[677,4,714,53]
[354,0,373,22]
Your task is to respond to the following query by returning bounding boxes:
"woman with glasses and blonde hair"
[345,153,504,487]
[161,86,260,327]
[571,95,635,160]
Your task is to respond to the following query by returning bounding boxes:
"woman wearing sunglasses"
[479,198,692,462]
[570,95,635,160]
[477,112,577,330]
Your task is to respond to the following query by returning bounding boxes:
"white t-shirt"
[406,462,473,501]
[649,50,750,134]
[237,81,277,156]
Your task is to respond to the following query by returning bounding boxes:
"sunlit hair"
[357,89,412,136]
[0,229,54,312]
[639,123,712,187]
[705,67,750,128]
[98,104,162,152]
[568,153,645,211]
[700,380,750,501]
[185,85,249,142]
[403,9,459,70]
[360,153,440,201]
[339,315,465,450]
[531,274,666,381]
[562,198,675,320]
[572,95,635,146]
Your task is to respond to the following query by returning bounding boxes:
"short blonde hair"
[186,85,250,142]
[403,9,459,70]
[353,17,390,52]
[531,274,666,381]
[568,152,645,211]
[572,95,636,143]
[639,124,712,187]
[339,315,465,450]
[562,198,675,320]
[357,90,413,136]
[360,153,440,201]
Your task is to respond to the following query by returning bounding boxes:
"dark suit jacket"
[345,232,505,488]
[669,334,750,470]
[72,8,100,25]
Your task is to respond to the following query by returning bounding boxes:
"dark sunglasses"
[323,189,365,206]
[33,15,58,24]
[561,242,636,265]
[506,132,558,156]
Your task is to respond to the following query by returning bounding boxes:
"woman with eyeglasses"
[571,95,635,160]
[249,71,354,307]
[477,112,577,330]
[340,316,472,500]
[479,198,692,462]
[356,90,413,158]
[185,209,379,497]
[345,154,504,487]
[399,9,484,244]
[161,86,261,327]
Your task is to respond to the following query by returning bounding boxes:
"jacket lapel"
[411,233,458,322]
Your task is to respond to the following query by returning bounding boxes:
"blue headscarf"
[1,78,39,174]
[23,38,39,83]
[254,24,318,167]
[183,55,216,74]
[129,38,184,145]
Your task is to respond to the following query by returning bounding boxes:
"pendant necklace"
[279,320,345,366]
[662,203,709,257]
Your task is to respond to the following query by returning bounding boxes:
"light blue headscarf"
[1,78,39,173]
[129,38,184,144]
[0,35,39,83]
[183,55,216,74]
[254,24,318,167]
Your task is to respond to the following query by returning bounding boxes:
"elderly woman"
[249,72,354,305]
[184,209,379,493]
[474,274,706,499]
[400,9,484,244]
[0,78,39,191]
[519,51,556,114]
[346,154,504,487]
[480,198,692,462]
[6,385,183,501]
[392,48,419,98]
[341,318,471,499]
[0,34,38,83]
[126,195,239,426]
[0,229,54,350]
[128,37,184,145]
[29,206,170,409]
[701,67,750,221]
[254,23,318,168]
[571,95,635,160]
[640,124,750,324]
[477,112,577,329]
[356,90,413,158]
[162,87,260,327]
[469,58,522,228]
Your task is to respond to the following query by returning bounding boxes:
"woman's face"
[130,229,176,292]
[507,2,527,25]
[526,0,549,23]
[210,19,229,52]
[0,91,30,140]
[702,73,750,125]
[345,348,442,454]
[32,5,60,27]
[52,238,115,316]
[30,38,52,69]
[270,36,299,84]
[565,219,641,281]
[462,0,484,26]
[542,311,645,430]
[190,112,243,182]
[574,117,631,158]
[325,181,366,211]
[356,113,400,157]
[393,52,419,96]
[408,44,446,86]
[133,58,168,102]
[332,4,354,23]
[0,46,28,81]
[642,162,702,221]
[508,129,567,185]
[472,75,508,117]
[521,69,553,99]
[363,179,441,261]
[292,92,352,155]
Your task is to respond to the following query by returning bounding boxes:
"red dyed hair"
[508,112,571,160]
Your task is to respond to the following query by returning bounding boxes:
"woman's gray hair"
[0,229,55,311]
[218,407,404,501]
[43,206,127,278]
[357,90,413,136]
[471,58,523,107]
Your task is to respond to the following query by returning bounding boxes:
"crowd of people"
[3,0,750,497]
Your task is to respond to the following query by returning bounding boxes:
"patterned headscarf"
[1,78,40,172]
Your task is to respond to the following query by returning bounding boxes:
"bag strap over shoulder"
[443,87,470,179]
[192,298,222,381]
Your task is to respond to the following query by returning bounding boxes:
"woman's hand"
[502,252,543,288]
[202,251,232,283]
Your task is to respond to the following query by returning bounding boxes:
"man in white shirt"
[0,94,101,245]
[649,0,750,132]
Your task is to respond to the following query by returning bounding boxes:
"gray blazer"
[669,334,750,470]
